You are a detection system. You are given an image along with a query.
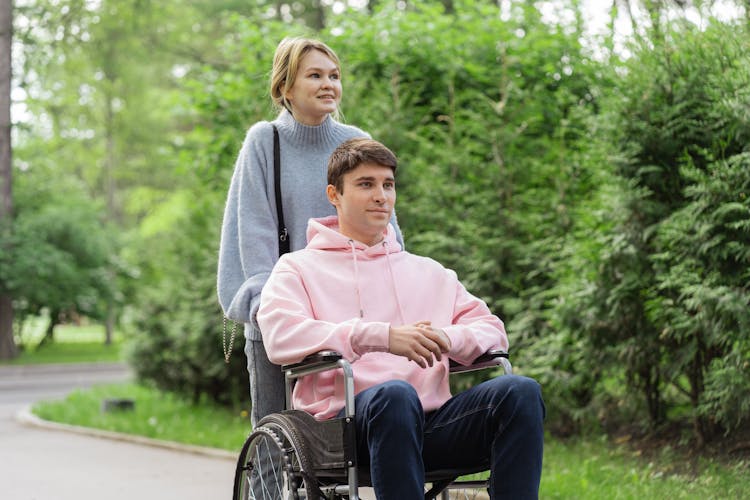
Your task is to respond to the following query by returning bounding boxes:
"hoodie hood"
[305,215,405,322]
[305,215,402,254]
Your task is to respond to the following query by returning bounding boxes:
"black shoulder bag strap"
[222,125,287,364]
[272,125,290,256]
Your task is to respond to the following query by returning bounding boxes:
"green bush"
[123,189,249,406]
[553,18,750,440]
[125,1,608,410]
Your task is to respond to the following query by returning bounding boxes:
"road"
[0,362,235,500]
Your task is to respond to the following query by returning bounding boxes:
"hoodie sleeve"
[257,257,391,365]
[441,271,509,366]
[216,123,278,327]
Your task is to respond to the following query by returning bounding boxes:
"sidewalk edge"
[16,405,237,461]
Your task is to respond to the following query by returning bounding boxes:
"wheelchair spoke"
[257,433,282,497]
[234,424,311,500]
[240,428,284,499]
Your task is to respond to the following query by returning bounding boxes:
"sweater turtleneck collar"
[274,109,341,147]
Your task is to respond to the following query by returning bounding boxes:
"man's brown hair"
[327,138,398,193]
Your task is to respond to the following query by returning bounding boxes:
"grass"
[32,382,252,452]
[2,316,123,365]
[5,340,123,365]
[540,435,748,499]
[32,384,749,499]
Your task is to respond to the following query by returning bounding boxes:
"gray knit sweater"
[217,110,402,339]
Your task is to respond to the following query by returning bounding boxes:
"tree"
[13,0,187,343]
[553,15,750,443]
[0,0,16,360]
[2,167,118,347]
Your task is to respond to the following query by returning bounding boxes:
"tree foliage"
[550,17,750,441]
[0,165,117,345]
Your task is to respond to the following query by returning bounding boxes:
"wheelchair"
[232,349,512,500]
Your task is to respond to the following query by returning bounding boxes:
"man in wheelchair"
[256,138,545,499]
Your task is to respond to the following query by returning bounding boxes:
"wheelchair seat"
[232,350,511,500]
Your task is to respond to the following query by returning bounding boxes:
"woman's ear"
[282,80,292,102]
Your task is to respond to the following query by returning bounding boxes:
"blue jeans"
[338,375,545,500]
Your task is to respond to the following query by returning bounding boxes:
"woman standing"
[217,37,403,426]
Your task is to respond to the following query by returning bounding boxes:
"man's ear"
[326,184,339,206]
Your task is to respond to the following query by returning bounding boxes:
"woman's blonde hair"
[270,37,342,119]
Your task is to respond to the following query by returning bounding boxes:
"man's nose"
[373,187,386,202]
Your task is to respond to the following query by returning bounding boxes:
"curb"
[16,405,236,461]
[0,361,130,375]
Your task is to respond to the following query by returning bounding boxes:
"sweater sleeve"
[257,257,390,365]
[217,123,278,326]
[441,272,509,366]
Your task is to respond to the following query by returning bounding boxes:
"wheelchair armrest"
[281,351,356,418]
[449,349,512,375]
[282,350,343,377]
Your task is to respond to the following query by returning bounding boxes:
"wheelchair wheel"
[438,485,489,499]
[233,423,316,500]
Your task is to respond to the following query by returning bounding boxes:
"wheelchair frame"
[233,349,512,500]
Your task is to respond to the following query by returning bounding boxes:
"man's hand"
[388,321,451,368]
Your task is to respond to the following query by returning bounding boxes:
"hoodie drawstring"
[383,241,407,325]
[348,240,365,318]
[348,239,406,324]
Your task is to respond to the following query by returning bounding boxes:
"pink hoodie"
[257,215,508,420]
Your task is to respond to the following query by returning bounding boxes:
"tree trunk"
[0,0,17,360]
[105,300,114,345]
[37,308,59,348]
[0,296,15,358]
[308,0,325,30]
[104,93,115,345]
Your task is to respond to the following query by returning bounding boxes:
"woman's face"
[285,49,342,126]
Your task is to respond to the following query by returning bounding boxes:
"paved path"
[0,362,235,500]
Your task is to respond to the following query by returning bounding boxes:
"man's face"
[326,162,396,246]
